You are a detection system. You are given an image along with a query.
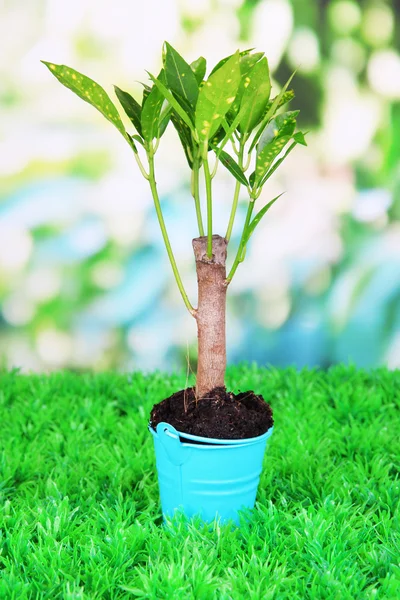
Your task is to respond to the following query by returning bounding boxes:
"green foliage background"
[0,0,399,372]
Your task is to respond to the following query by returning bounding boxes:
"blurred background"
[1,0,400,374]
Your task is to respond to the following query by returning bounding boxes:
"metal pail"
[150,422,274,524]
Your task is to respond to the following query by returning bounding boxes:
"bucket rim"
[149,423,274,446]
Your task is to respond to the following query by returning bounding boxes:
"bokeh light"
[1,0,399,372]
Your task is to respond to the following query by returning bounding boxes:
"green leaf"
[255,135,291,184]
[227,52,265,121]
[257,110,299,154]
[214,108,245,156]
[264,89,295,114]
[170,113,194,168]
[276,110,299,134]
[114,86,142,136]
[276,109,299,129]
[141,74,165,142]
[127,135,138,154]
[170,91,195,120]
[200,52,241,107]
[147,72,195,133]
[242,193,284,246]
[132,134,144,146]
[195,94,218,142]
[239,52,264,75]
[190,57,206,84]
[159,105,171,137]
[238,57,271,135]
[141,83,152,106]
[249,71,296,152]
[217,150,248,185]
[259,141,297,187]
[195,51,241,143]
[209,48,254,76]
[208,125,226,150]
[163,42,199,108]
[258,133,307,187]
[42,61,128,141]
[294,131,307,146]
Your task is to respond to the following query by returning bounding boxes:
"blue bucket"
[149,421,274,524]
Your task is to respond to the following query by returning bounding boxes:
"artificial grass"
[0,365,399,599]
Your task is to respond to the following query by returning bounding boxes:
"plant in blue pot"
[43,44,306,524]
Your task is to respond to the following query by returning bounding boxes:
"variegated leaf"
[114,86,142,136]
[258,132,307,187]
[190,56,207,84]
[195,51,241,143]
[257,110,299,154]
[164,42,199,108]
[141,83,152,106]
[264,89,295,115]
[238,57,271,135]
[242,194,284,246]
[254,135,291,184]
[147,72,195,133]
[209,48,254,76]
[42,61,128,141]
[293,131,307,146]
[217,150,248,185]
[141,76,165,142]
[171,112,194,168]
[228,52,265,122]
[249,71,296,152]
[159,105,171,137]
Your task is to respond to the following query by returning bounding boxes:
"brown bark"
[192,235,228,399]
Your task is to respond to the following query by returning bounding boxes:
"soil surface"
[150,386,273,440]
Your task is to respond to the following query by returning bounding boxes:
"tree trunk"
[192,235,228,399]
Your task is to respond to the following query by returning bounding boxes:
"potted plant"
[43,44,306,524]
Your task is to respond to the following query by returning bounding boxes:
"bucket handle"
[156,422,188,466]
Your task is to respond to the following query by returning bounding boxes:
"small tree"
[43,45,306,399]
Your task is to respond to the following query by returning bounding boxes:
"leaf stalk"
[191,159,205,236]
[226,200,254,283]
[203,157,213,258]
[147,150,195,315]
[225,139,245,242]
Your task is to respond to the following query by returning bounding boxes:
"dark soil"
[150,386,273,440]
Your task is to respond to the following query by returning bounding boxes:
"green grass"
[0,365,399,599]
